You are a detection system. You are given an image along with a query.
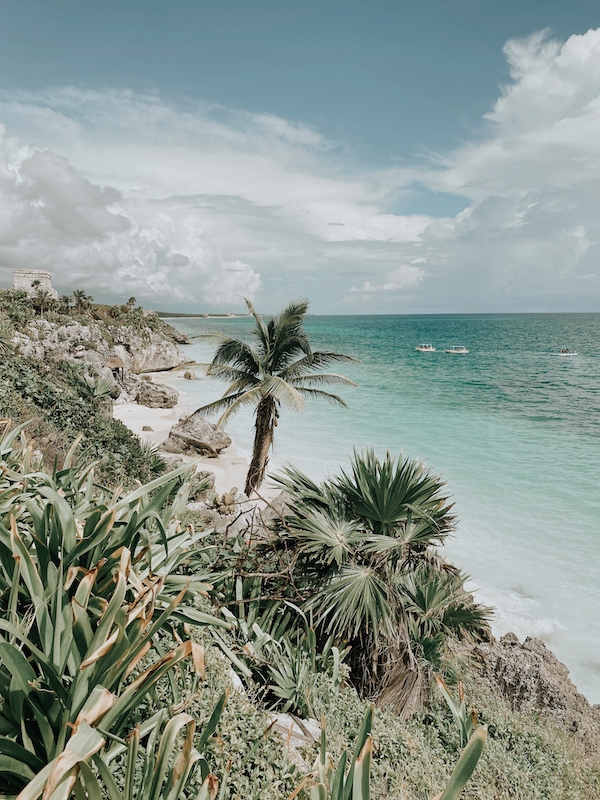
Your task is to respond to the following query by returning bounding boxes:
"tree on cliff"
[72,289,93,315]
[196,299,357,496]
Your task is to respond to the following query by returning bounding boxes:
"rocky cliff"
[475,632,600,753]
[13,318,192,408]
[14,319,190,373]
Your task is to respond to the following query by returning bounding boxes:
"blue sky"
[1,1,600,312]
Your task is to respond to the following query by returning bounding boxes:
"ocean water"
[165,313,600,702]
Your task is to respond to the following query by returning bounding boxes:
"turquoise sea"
[166,313,600,702]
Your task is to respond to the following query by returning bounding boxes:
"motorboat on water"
[445,346,470,354]
[557,349,578,356]
[416,344,435,352]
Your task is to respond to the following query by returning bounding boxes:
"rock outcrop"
[162,413,231,457]
[112,329,190,373]
[14,319,191,374]
[476,633,600,752]
[12,318,191,409]
[135,380,179,409]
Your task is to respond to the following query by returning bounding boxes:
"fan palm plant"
[270,449,491,714]
[195,299,357,496]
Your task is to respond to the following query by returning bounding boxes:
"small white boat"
[416,344,435,353]
[445,346,470,354]
[557,349,578,356]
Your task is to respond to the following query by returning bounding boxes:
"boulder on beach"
[161,412,231,456]
[136,380,179,409]
[184,370,199,380]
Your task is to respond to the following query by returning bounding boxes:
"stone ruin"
[13,269,59,299]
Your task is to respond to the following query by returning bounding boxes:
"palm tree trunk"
[245,396,277,496]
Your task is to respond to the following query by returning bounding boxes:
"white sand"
[113,390,252,495]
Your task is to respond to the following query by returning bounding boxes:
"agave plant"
[435,677,479,748]
[17,696,228,800]
[291,706,374,800]
[433,726,487,800]
[0,423,230,793]
[208,570,346,718]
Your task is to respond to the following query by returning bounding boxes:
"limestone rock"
[167,327,192,345]
[189,470,216,501]
[185,504,245,535]
[162,413,231,456]
[159,453,189,470]
[184,370,199,380]
[112,328,190,373]
[13,319,191,375]
[136,380,179,409]
[476,633,600,752]
[267,714,321,771]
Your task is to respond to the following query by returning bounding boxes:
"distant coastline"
[156,311,242,318]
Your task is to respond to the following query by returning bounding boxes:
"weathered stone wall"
[13,269,59,299]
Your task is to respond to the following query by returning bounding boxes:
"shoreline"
[113,371,267,497]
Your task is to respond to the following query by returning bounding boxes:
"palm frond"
[193,387,264,425]
[281,351,358,380]
[361,517,449,561]
[217,387,265,426]
[269,334,313,373]
[292,372,358,388]
[206,363,260,394]
[193,391,248,418]
[288,509,364,565]
[245,298,271,354]
[261,375,305,411]
[336,449,454,535]
[295,387,348,406]
[206,364,258,384]
[211,335,261,374]
[268,299,312,372]
[270,464,336,511]
[397,566,491,640]
[307,564,391,640]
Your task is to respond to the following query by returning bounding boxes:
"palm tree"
[272,449,491,715]
[72,289,94,315]
[33,288,54,314]
[196,298,357,496]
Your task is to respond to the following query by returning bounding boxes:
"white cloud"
[0,89,424,308]
[3,28,600,312]
[348,263,426,301]
[0,125,261,304]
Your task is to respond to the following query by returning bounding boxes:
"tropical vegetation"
[206,448,491,719]
[0,289,598,799]
[195,299,356,495]
[0,288,186,485]
[0,422,598,799]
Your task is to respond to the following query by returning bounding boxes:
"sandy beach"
[113,375,252,495]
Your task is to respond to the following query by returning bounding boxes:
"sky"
[2,1,600,313]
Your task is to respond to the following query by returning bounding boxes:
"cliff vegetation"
[0,292,598,799]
